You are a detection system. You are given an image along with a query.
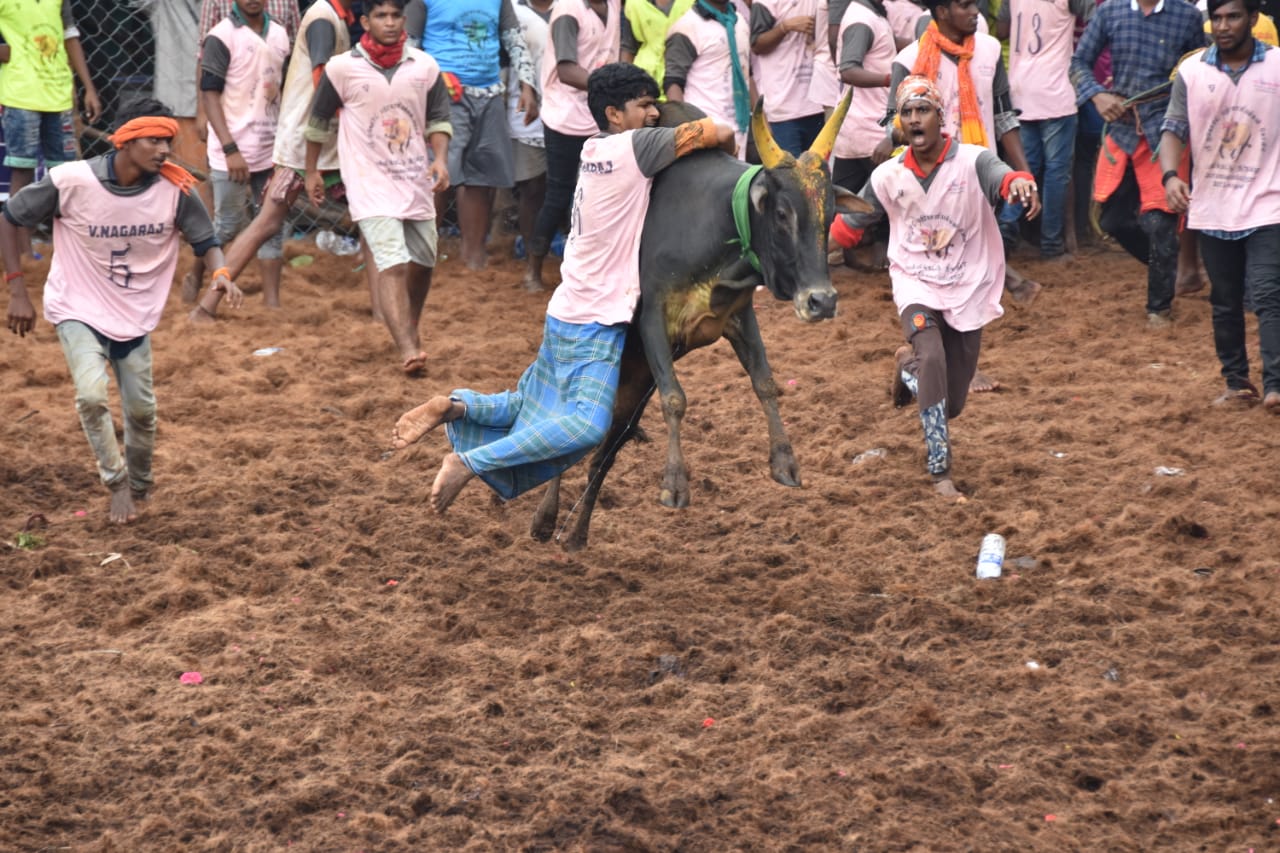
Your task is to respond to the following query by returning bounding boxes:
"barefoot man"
[305,0,452,375]
[2,99,241,523]
[830,76,1039,500]
[391,63,736,513]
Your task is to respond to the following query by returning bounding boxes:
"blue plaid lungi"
[446,315,626,500]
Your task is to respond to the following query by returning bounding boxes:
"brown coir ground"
[2,231,1278,852]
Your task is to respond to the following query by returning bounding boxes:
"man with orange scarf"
[876,0,1040,392]
[2,100,240,525]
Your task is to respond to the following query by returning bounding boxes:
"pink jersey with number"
[204,18,289,172]
[894,32,1000,151]
[669,7,751,133]
[43,162,183,340]
[541,0,622,136]
[872,143,1005,331]
[753,0,824,121]
[834,0,895,158]
[547,131,654,325]
[324,47,442,222]
[1007,0,1077,120]
[1182,48,1280,232]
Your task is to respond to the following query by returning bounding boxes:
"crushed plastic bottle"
[315,230,360,256]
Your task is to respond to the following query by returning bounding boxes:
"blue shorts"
[1,107,77,170]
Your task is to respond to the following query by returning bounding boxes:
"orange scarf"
[109,117,198,195]
[911,22,988,149]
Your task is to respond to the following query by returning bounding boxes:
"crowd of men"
[1,0,1277,521]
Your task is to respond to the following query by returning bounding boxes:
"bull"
[528,93,871,551]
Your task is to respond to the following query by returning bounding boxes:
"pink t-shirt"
[1182,48,1280,232]
[1007,0,1077,120]
[43,162,183,340]
[894,33,1000,151]
[807,0,842,108]
[204,18,290,172]
[884,0,920,43]
[753,0,824,121]
[834,0,895,158]
[540,0,622,136]
[669,6,751,139]
[547,131,656,326]
[324,47,443,222]
[871,142,1006,331]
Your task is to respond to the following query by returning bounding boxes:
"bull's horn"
[808,89,854,162]
[751,99,793,169]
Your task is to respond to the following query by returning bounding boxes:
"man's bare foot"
[108,487,138,524]
[932,477,966,503]
[1176,271,1205,296]
[891,345,914,407]
[970,370,1000,393]
[188,304,217,325]
[392,396,464,449]
[402,351,428,376]
[1005,267,1042,306]
[1264,391,1280,413]
[180,272,200,304]
[431,452,475,514]
[1040,252,1074,265]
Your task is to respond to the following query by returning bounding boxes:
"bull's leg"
[561,346,656,551]
[723,306,801,488]
[636,302,692,508]
[529,475,561,542]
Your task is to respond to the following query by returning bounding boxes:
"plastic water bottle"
[976,533,1005,579]
[315,229,339,253]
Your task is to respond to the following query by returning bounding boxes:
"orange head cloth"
[110,117,198,195]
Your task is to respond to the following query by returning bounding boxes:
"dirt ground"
[2,227,1278,852]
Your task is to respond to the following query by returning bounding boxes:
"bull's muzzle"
[794,285,838,322]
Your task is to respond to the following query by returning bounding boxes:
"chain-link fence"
[70,0,359,240]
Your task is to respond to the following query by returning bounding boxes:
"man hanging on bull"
[387,63,736,513]
[830,76,1040,500]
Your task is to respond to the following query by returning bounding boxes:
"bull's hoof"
[659,488,690,508]
[770,448,801,488]
[561,532,588,553]
[530,516,555,542]
[772,470,802,488]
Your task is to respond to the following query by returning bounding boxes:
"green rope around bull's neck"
[731,165,764,273]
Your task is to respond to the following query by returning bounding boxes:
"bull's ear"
[834,185,874,215]
[749,179,769,213]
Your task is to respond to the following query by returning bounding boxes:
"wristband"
[211,267,231,286]
[222,141,240,156]
[5,271,24,282]
[1161,169,1179,187]
[883,73,892,88]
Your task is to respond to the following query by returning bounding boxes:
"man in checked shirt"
[1070,0,1205,328]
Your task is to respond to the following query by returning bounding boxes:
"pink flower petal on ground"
[702,717,715,728]
[179,672,203,685]
[74,510,87,517]
[1044,814,1057,822]
[998,764,1013,769]
[386,579,399,586]
[787,379,798,386]
[1236,742,1247,749]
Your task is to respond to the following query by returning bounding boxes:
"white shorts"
[357,217,438,272]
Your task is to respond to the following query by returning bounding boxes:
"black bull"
[530,94,871,551]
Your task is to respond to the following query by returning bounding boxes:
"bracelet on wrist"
[211,266,231,285]
[222,141,240,156]
[1161,169,1179,187]
[5,271,24,283]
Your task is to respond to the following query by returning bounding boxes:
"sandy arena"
[2,231,1278,851]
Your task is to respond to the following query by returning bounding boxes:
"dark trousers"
[768,113,826,158]
[531,125,589,257]
[1199,226,1280,395]
[1098,165,1179,314]
[900,305,983,475]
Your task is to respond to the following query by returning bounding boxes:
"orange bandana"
[110,117,198,195]
[911,22,988,149]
